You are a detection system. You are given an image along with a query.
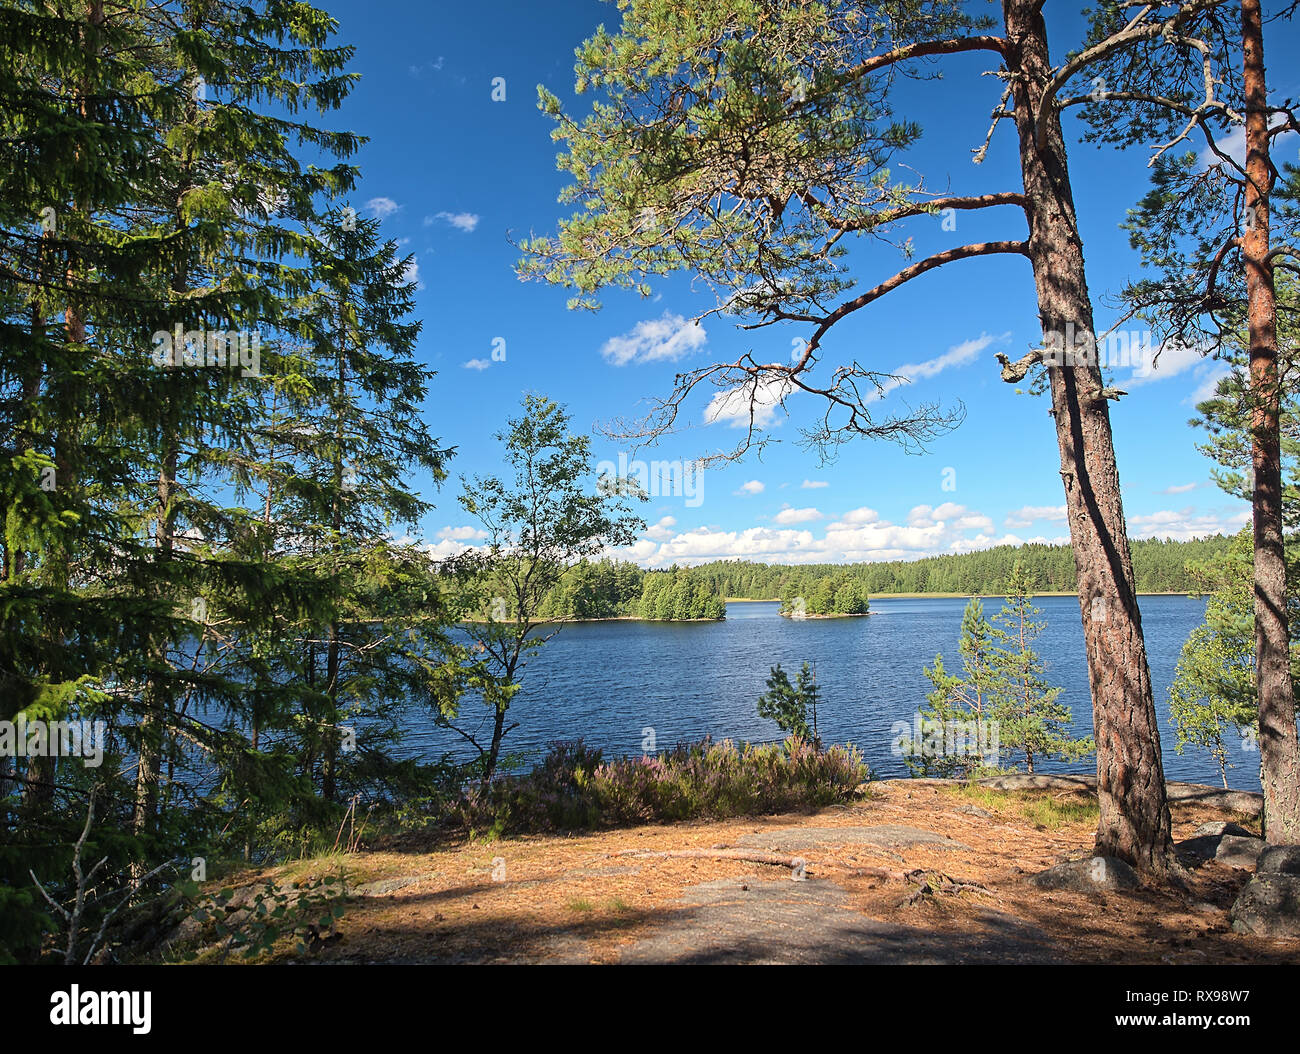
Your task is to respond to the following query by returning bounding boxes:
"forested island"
[528,562,727,621]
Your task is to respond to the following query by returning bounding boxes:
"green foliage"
[682,537,1229,603]
[459,736,868,834]
[780,574,869,615]
[0,885,45,965]
[185,875,346,962]
[440,395,646,785]
[991,564,1094,774]
[914,563,1092,777]
[1166,529,1295,787]
[1167,298,1300,787]
[1186,274,1300,525]
[912,598,1000,777]
[519,0,990,455]
[0,0,459,960]
[533,558,726,621]
[756,661,820,741]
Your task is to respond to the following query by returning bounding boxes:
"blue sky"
[320,0,1299,566]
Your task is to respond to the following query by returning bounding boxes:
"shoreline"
[461,592,1196,625]
[780,611,871,620]
[732,592,1194,600]
[459,615,724,625]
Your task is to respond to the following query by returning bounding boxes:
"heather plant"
[456,737,868,834]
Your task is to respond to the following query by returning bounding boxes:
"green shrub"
[457,736,869,835]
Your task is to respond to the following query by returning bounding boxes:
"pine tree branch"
[1033,0,1230,147]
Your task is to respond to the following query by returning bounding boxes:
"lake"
[398,594,1264,791]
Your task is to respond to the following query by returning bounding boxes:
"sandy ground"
[208,780,1298,965]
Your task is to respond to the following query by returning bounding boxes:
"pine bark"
[1241,0,1300,843]
[1003,0,1173,872]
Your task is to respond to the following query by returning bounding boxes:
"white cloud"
[772,506,823,525]
[1004,504,1068,529]
[865,332,1008,404]
[801,479,829,489]
[617,500,1025,566]
[1128,506,1249,540]
[1119,340,1206,388]
[1161,483,1199,495]
[403,257,424,291]
[735,480,765,495]
[634,525,818,565]
[462,358,491,371]
[644,515,678,542]
[409,57,445,78]
[705,375,794,429]
[1188,363,1231,405]
[416,523,493,560]
[365,196,401,219]
[600,312,707,366]
[1198,118,1298,171]
[437,526,488,541]
[1114,344,1236,409]
[429,211,480,233]
[908,502,994,532]
[423,539,474,559]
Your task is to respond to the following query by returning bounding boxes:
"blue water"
[398,594,1264,791]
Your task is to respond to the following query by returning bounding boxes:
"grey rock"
[975,774,1095,793]
[352,875,423,897]
[223,886,256,911]
[1257,845,1300,876]
[614,876,1061,964]
[1166,782,1263,818]
[1194,821,1255,839]
[956,804,994,819]
[222,908,251,930]
[1230,874,1300,938]
[736,825,971,853]
[1177,833,1263,870]
[159,913,206,950]
[1214,835,1263,870]
[1029,856,1142,893]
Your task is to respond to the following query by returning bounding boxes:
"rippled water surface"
[397,594,1261,790]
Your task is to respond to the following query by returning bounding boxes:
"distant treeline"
[534,560,727,620]
[525,536,1230,622]
[684,536,1233,600]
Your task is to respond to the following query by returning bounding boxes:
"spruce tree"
[757,662,813,742]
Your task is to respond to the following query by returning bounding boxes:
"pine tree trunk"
[1242,0,1300,843]
[1003,0,1173,873]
